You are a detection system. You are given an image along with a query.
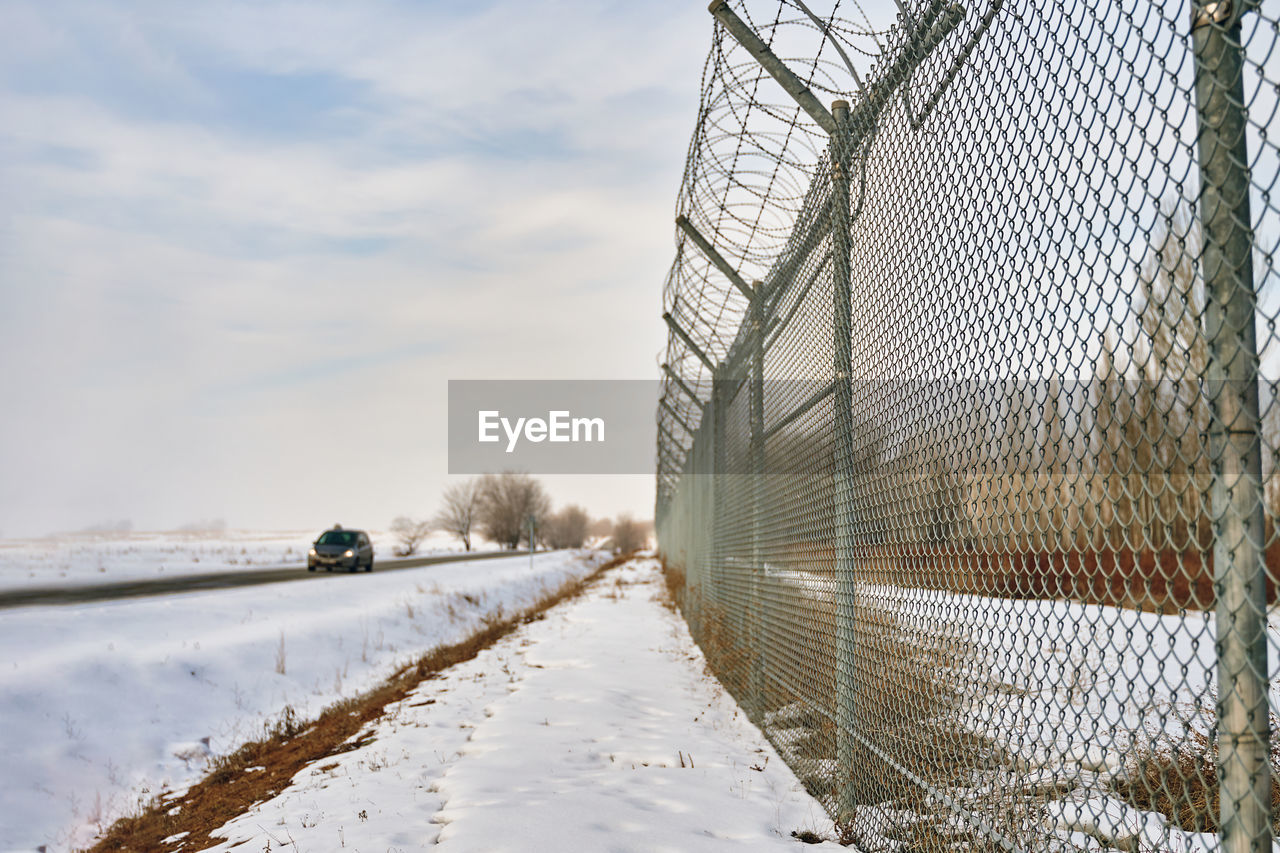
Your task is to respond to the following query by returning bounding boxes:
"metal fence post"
[750,281,767,712]
[829,98,859,823]
[711,366,727,634]
[1191,1,1271,848]
[702,375,716,633]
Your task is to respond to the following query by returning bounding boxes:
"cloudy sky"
[0,1,717,537]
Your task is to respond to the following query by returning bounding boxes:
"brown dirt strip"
[82,552,635,853]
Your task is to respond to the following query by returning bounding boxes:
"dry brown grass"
[659,558,686,612]
[666,555,1034,849]
[1112,693,1280,834]
[1116,738,1222,833]
[697,601,757,700]
[82,552,633,853]
[822,609,1035,851]
[841,605,1011,811]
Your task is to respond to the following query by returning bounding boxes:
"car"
[307,526,374,573]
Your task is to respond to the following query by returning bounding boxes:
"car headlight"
[309,548,316,556]
[344,549,354,557]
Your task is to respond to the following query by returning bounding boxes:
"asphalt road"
[0,550,533,609]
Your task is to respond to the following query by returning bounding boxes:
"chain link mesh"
[656,0,1280,849]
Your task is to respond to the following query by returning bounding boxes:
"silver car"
[307,527,374,573]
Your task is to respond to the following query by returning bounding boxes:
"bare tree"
[434,479,482,552]
[477,472,550,550]
[544,505,591,549]
[611,514,647,553]
[1136,201,1207,384]
[1134,201,1212,551]
[389,516,433,557]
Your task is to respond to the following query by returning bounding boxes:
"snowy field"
[0,549,608,852]
[763,573,1280,851]
[198,557,837,852]
[13,548,1280,851]
[0,528,477,592]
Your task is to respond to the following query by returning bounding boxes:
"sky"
[0,0,712,537]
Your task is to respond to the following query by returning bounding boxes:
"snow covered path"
[201,557,837,852]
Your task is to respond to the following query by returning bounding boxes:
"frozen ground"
[762,573,1280,851]
[0,529,478,592]
[0,549,608,852]
[20,547,1275,852]
[195,557,837,852]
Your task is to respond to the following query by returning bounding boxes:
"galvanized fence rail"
[655,1,1280,850]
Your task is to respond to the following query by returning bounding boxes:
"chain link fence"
[655,0,1280,849]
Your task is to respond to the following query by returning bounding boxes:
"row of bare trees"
[1003,202,1279,554]
[857,200,1280,556]
[390,472,649,556]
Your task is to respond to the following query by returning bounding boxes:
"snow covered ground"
[850,583,1280,758]
[15,543,1276,852]
[760,573,1280,851]
[191,557,837,852]
[0,529,476,592]
[0,549,608,852]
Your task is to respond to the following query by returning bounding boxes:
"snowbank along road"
[1,550,610,851]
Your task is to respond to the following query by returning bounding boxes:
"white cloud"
[0,0,705,535]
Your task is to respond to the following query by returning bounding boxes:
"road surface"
[0,550,537,609]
